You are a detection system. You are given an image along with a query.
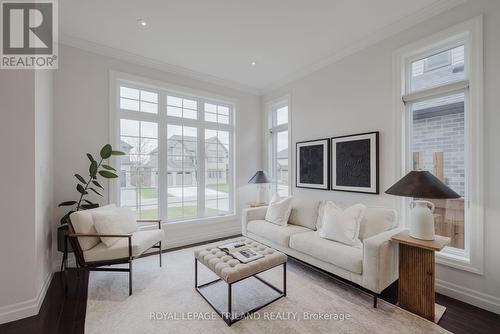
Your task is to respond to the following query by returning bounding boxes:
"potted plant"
[57,144,125,253]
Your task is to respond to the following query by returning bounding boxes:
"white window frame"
[266,95,292,196]
[393,16,484,274]
[109,71,237,224]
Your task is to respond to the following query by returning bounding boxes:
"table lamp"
[385,170,460,240]
[248,171,271,204]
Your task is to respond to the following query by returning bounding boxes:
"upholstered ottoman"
[194,237,287,326]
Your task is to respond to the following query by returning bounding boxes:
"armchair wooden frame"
[66,219,163,295]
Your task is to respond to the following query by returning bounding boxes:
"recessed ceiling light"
[137,19,147,27]
[251,61,257,66]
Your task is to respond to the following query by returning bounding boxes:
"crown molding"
[260,0,467,94]
[59,34,261,96]
[60,0,466,96]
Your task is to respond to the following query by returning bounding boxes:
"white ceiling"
[60,0,463,93]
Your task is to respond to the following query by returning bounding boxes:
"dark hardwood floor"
[1,253,499,334]
[0,271,88,334]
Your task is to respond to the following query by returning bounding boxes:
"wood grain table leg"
[398,243,436,321]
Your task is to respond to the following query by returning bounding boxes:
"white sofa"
[242,197,402,306]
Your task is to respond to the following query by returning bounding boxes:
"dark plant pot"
[57,225,73,253]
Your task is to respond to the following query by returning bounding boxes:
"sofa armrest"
[241,206,268,235]
[362,227,403,293]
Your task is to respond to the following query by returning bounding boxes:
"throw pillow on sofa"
[318,202,366,246]
[288,197,321,230]
[265,193,293,226]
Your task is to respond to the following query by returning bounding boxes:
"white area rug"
[85,245,451,334]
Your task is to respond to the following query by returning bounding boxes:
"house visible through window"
[269,101,290,196]
[116,83,234,222]
[403,42,467,251]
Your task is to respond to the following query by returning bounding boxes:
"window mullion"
[402,79,469,104]
[197,99,205,218]
[159,92,168,223]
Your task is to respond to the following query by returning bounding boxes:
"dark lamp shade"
[248,171,271,184]
[385,170,461,199]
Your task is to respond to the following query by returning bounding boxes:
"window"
[120,86,158,113]
[115,81,234,222]
[268,100,290,196]
[397,18,484,272]
[119,103,159,219]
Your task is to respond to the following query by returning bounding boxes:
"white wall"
[53,45,261,261]
[263,0,500,314]
[0,69,54,323]
[35,70,54,304]
[0,71,37,322]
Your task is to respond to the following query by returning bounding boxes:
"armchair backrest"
[69,204,117,251]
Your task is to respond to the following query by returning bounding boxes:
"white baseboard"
[436,279,500,315]
[163,226,242,250]
[0,271,54,324]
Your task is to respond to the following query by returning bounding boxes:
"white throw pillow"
[288,198,321,230]
[93,206,138,234]
[93,210,132,247]
[265,194,293,226]
[318,202,366,246]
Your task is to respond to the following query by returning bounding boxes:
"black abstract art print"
[296,139,330,190]
[331,132,379,194]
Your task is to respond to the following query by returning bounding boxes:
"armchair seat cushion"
[289,231,363,274]
[83,229,164,263]
[247,220,310,247]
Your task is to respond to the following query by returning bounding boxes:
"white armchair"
[67,204,164,295]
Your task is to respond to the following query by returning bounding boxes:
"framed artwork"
[296,139,330,190]
[331,131,379,194]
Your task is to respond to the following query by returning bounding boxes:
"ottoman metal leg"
[227,283,232,324]
[283,262,287,296]
[195,260,287,326]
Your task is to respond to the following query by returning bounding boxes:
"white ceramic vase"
[409,200,436,240]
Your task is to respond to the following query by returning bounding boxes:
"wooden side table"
[391,230,450,322]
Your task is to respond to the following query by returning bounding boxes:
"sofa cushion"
[290,231,363,274]
[265,194,293,226]
[69,204,116,251]
[247,220,311,247]
[83,229,164,262]
[288,198,321,230]
[359,208,398,240]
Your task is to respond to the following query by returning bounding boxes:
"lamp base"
[257,184,269,204]
[409,200,436,241]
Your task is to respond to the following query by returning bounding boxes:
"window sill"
[436,249,483,275]
[137,214,238,231]
[166,214,237,226]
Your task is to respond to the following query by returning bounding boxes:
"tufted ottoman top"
[194,237,287,283]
